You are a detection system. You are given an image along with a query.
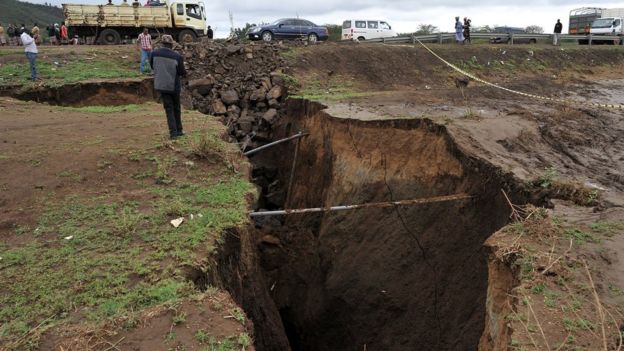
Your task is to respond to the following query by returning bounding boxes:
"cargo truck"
[63,0,207,45]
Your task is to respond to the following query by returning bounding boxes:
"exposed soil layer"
[214,99,545,351]
[0,77,154,106]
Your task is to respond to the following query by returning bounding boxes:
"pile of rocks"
[182,39,290,145]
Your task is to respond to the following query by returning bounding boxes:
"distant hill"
[0,0,64,28]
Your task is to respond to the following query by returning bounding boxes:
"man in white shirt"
[20,29,38,81]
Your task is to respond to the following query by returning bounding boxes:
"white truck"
[590,8,624,44]
[63,0,207,45]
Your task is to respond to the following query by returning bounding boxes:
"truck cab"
[170,0,207,40]
[590,17,623,35]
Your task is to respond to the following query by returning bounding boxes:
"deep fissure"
[213,99,538,351]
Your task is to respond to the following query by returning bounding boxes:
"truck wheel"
[529,39,537,44]
[357,36,365,41]
[178,29,197,44]
[98,28,121,45]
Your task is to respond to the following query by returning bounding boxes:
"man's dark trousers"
[161,92,182,137]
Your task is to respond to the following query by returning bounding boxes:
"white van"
[341,20,397,41]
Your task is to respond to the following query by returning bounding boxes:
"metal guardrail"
[356,32,622,45]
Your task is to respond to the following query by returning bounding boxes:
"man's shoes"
[176,131,185,137]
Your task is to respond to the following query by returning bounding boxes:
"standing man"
[137,28,152,73]
[47,24,57,45]
[150,35,186,139]
[20,28,38,81]
[207,25,213,39]
[455,16,465,43]
[0,23,6,46]
[553,19,563,46]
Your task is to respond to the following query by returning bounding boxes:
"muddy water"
[215,99,541,351]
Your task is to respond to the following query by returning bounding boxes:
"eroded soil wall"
[1,78,154,106]
[215,99,533,351]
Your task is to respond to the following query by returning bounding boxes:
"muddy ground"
[1,42,623,351]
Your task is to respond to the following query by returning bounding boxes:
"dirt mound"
[182,39,291,147]
[288,44,624,99]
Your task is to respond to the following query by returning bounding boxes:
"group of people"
[0,22,69,46]
[454,17,472,44]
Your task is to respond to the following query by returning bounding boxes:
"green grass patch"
[0,136,254,347]
[292,74,374,102]
[0,57,141,88]
[63,104,142,114]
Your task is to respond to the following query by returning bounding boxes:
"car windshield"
[592,18,615,28]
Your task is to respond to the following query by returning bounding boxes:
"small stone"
[220,89,239,105]
[188,77,215,95]
[261,235,281,246]
[268,98,279,108]
[250,87,267,102]
[267,85,283,100]
[262,108,278,123]
[212,99,227,115]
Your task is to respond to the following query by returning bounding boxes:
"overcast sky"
[28,0,624,37]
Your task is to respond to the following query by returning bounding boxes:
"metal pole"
[243,132,308,156]
[285,136,301,207]
[249,193,472,217]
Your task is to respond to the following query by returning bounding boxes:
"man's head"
[161,34,174,47]
[62,22,65,26]
[455,16,459,20]
[34,23,37,27]
[143,27,149,34]
[557,19,561,23]
[208,25,211,29]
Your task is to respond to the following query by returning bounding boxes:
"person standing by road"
[137,28,152,73]
[553,19,563,46]
[207,25,213,39]
[0,24,6,46]
[60,22,69,44]
[20,29,38,81]
[455,16,465,43]
[47,24,57,45]
[463,18,471,44]
[150,35,186,139]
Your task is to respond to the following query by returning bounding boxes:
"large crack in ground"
[213,99,541,351]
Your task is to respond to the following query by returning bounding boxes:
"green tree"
[232,23,255,40]
[414,24,438,35]
[525,25,544,34]
[326,24,342,41]
[473,25,495,33]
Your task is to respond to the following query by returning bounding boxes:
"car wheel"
[262,31,273,42]
[178,29,197,44]
[357,36,365,41]
[98,28,120,45]
[529,39,536,44]
[308,33,318,43]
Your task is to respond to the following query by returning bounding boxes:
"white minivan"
[341,20,397,41]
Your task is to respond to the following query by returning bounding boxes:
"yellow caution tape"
[413,39,624,110]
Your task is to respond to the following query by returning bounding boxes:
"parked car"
[489,26,538,44]
[248,19,328,42]
[341,19,397,40]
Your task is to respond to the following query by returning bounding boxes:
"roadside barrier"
[413,38,624,110]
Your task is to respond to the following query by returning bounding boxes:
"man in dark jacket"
[207,25,213,39]
[553,19,563,46]
[150,34,186,139]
